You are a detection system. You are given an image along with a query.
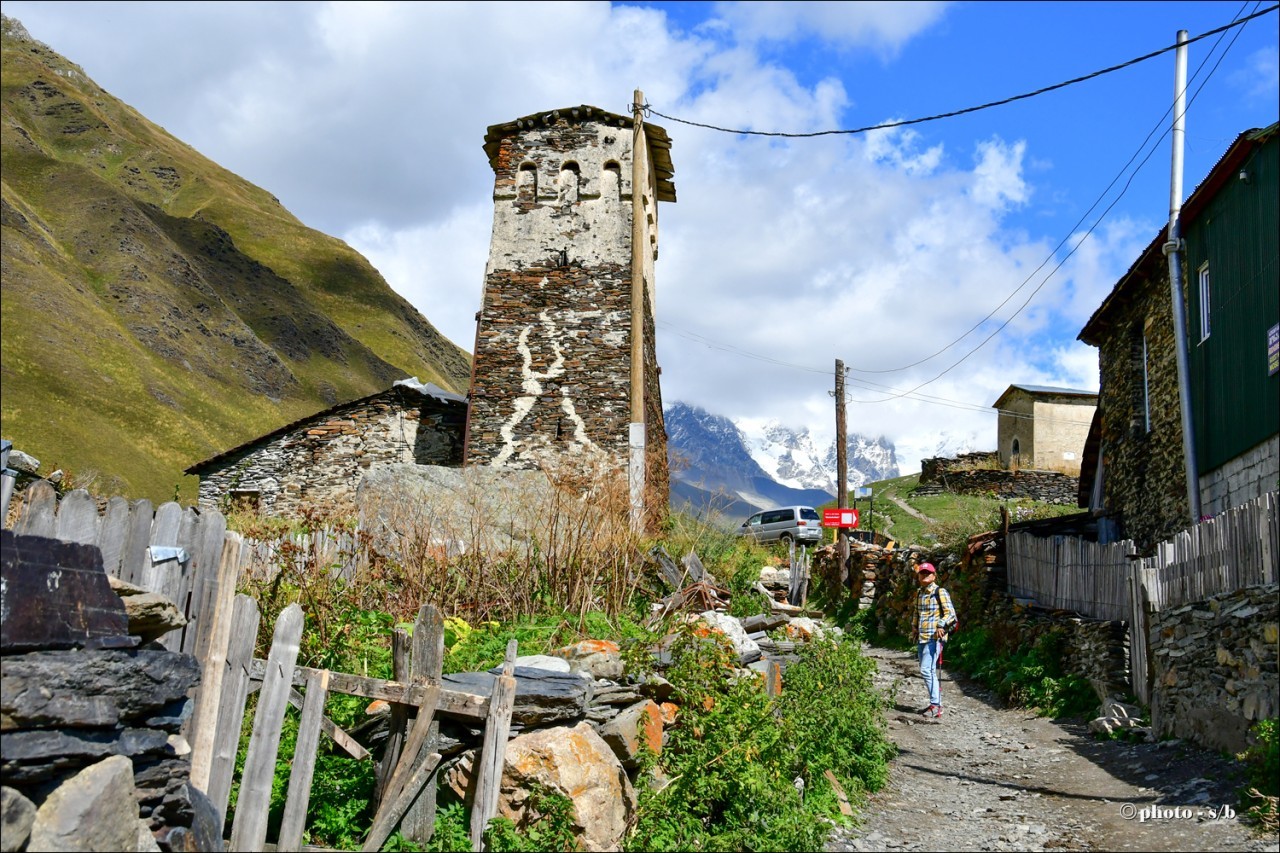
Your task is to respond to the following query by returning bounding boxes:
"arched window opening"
[518,162,538,202]
[558,162,581,203]
[603,161,622,201]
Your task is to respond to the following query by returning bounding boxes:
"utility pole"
[835,360,849,588]
[1163,30,1202,524]
[629,88,647,532]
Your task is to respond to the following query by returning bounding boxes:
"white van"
[737,506,823,545]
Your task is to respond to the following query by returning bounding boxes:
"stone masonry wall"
[918,454,1079,504]
[195,388,464,516]
[1149,583,1278,755]
[468,110,667,501]
[1200,435,1280,518]
[1093,267,1189,553]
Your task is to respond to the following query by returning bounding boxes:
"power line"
[639,5,1277,139]
[659,1,1258,410]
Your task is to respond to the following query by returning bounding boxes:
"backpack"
[935,588,959,638]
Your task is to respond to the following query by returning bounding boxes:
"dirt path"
[824,643,1277,852]
[886,494,937,525]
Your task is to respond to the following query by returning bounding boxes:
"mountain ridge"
[0,15,472,501]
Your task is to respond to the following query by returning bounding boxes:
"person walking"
[911,562,955,721]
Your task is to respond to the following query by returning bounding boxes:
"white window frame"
[1198,262,1211,342]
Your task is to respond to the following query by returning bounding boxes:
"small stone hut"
[186,378,466,516]
[992,384,1097,475]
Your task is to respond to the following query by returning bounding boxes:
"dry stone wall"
[1149,583,1278,755]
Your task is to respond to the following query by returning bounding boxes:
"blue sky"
[6,1,1277,473]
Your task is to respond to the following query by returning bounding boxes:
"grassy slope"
[0,20,471,501]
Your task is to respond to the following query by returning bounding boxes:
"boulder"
[28,755,144,852]
[597,700,663,769]
[697,611,761,665]
[552,640,624,680]
[1,786,36,853]
[447,723,635,852]
[444,667,591,727]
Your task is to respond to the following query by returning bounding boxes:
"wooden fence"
[1005,490,1278,705]
[1007,491,1278,620]
[3,483,518,850]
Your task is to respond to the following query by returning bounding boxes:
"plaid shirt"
[913,582,955,643]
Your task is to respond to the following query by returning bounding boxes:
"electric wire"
[638,5,1277,139]
[659,2,1260,414]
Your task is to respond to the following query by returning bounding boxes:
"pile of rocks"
[0,531,221,853]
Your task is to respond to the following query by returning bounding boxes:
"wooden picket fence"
[4,483,519,851]
[1005,490,1278,705]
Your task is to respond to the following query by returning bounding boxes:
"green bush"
[626,627,893,851]
[1239,718,1279,832]
[948,626,1095,719]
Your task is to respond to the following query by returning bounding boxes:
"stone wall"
[467,108,669,519]
[1088,263,1190,553]
[194,386,464,516]
[1200,435,1280,518]
[0,532,220,852]
[1148,583,1279,755]
[918,457,1080,505]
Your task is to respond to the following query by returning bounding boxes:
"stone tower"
[465,102,675,524]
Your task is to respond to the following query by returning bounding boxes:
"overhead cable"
[639,5,1277,139]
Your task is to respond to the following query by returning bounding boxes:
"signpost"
[822,508,859,529]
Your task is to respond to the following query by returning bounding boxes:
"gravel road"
[824,643,1278,852]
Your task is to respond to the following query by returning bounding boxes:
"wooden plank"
[119,499,154,586]
[823,770,854,817]
[14,480,57,538]
[375,630,411,807]
[55,489,99,546]
[372,683,441,831]
[278,669,331,853]
[231,603,305,852]
[97,496,132,579]
[145,502,186,652]
[188,534,246,792]
[404,604,445,842]
[360,752,443,853]
[184,509,228,656]
[286,688,369,762]
[207,595,262,825]
[246,660,489,721]
[470,640,518,852]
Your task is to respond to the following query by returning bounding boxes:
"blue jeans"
[918,639,943,708]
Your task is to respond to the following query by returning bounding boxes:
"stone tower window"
[518,162,538,202]
[558,162,581,204]
[603,161,622,201]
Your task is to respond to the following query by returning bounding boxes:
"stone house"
[465,104,675,525]
[1078,124,1279,552]
[991,384,1097,475]
[186,379,466,516]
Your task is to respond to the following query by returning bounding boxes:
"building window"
[1141,332,1151,433]
[518,162,537,202]
[1198,262,1210,342]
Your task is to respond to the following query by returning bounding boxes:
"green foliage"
[948,626,1096,719]
[626,627,892,852]
[484,785,581,852]
[1238,718,1279,831]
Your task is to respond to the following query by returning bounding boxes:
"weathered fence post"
[375,627,412,806]
[470,639,518,851]
[277,668,331,853]
[229,603,303,852]
[405,603,445,842]
[188,532,245,793]
[207,594,262,825]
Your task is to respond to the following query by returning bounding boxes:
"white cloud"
[711,0,952,55]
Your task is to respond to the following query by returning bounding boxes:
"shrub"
[1239,718,1279,833]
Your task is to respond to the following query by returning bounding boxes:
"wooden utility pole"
[835,360,849,588]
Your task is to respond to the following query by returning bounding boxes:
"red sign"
[822,508,859,528]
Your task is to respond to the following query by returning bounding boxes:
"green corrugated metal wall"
[1184,132,1280,473]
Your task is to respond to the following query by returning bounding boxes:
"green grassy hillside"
[0,16,472,501]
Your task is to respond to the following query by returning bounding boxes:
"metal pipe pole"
[630,88,647,531]
[1163,30,1202,523]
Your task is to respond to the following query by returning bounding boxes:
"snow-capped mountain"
[664,402,900,524]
